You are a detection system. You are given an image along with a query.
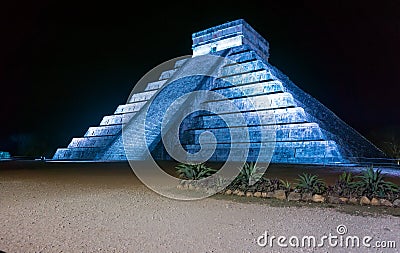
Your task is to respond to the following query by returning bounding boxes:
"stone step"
[203,92,296,113]
[226,49,259,64]
[183,123,324,144]
[114,101,147,114]
[144,80,168,91]
[195,107,307,128]
[84,125,122,137]
[211,80,284,97]
[52,148,70,160]
[219,60,265,77]
[159,69,177,80]
[184,140,342,161]
[128,90,157,103]
[217,69,276,87]
[53,147,103,160]
[100,112,136,126]
[174,58,188,68]
[67,136,115,148]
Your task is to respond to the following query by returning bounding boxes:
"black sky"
[1,1,399,156]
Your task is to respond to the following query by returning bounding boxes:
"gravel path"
[0,166,399,252]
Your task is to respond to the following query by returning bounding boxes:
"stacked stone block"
[53,19,384,164]
[52,59,187,160]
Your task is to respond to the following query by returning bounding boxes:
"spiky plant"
[329,172,356,197]
[213,176,230,191]
[351,166,398,199]
[295,173,326,195]
[235,162,265,186]
[175,163,217,180]
[279,179,292,193]
[339,171,353,183]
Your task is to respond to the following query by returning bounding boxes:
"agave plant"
[279,179,292,193]
[339,171,353,183]
[351,166,399,199]
[235,162,265,186]
[175,163,217,180]
[213,176,230,191]
[329,172,356,197]
[295,173,326,194]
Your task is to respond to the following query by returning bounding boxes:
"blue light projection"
[0,151,11,160]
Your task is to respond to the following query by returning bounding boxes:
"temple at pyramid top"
[52,19,385,164]
[192,19,269,60]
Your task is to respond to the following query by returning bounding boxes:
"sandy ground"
[0,161,399,252]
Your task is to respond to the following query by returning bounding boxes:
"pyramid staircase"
[53,19,384,164]
[52,58,188,160]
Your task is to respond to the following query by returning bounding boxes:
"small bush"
[351,166,399,199]
[226,163,265,191]
[328,172,356,197]
[295,173,326,195]
[175,163,217,180]
[235,162,265,186]
[254,178,283,192]
[266,178,282,192]
[279,179,292,193]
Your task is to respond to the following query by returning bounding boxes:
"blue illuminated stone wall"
[53,19,385,164]
[0,151,11,160]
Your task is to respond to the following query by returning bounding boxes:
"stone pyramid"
[53,19,384,164]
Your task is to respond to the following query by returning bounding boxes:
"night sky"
[1,1,399,157]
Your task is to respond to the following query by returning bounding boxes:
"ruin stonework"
[0,151,11,160]
[53,19,384,164]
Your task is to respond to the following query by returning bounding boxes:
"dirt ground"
[0,161,399,252]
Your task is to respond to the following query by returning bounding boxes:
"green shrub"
[211,176,231,191]
[241,177,283,192]
[295,173,326,194]
[351,166,399,199]
[338,171,353,183]
[266,178,282,192]
[279,179,292,193]
[175,163,217,180]
[227,162,265,191]
[254,178,284,192]
[328,172,356,197]
[236,162,265,186]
